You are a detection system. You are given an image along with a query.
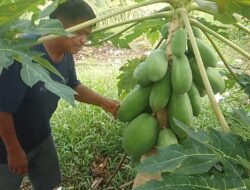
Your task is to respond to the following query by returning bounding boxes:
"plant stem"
[92,11,173,45]
[37,0,168,44]
[203,32,241,85]
[106,154,127,186]
[189,18,250,60]
[234,23,250,34]
[94,23,138,45]
[92,10,173,35]
[179,8,231,133]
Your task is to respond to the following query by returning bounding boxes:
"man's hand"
[101,98,120,118]
[7,147,28,175]
[0,112,28,175]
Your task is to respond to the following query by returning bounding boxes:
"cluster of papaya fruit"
[117,26,225,162]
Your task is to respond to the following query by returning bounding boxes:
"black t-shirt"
[0,44,80,163]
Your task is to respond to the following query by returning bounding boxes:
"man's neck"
[43,41,64,63]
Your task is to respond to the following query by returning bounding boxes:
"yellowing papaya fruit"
[188,83,202,116]
[171,28,187,57]
[171,55,192,94]
[123,113,159,162]
[157,128,178,148]
[146,49,168,82]
[118,85,152,122]
[206,67,226,94]
[149,71,171,112]
[168,92,193,139]
[133,61,151,86]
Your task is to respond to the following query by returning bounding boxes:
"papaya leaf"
[195,17,229,38]
[20,60,75,106]
[195,0,219,14]
[111,36,130,49]
[146,27,160,45]
[136,143,218,175]
[33,0,65,20]
[237,73,250,98]
[173,119,250,167]
[109,19,165,48]
[117,57,146,99]
[224,70,237,89]
[44,80,76,106]
[213,0,250,23]
[134,170,248,190]
[0,0,45,26]
[232,109,250,128]
[23,19,70,36]
[237,156,250,171]
[0,52,14,74]
[20,58,48,87]
[245,179,250,189]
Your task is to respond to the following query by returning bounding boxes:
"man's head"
[49,0,96,54]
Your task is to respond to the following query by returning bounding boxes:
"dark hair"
[50,0,96,23]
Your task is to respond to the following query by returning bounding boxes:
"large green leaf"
[20,60,75,105]
[233,109,250,128]
[214,0,250,23]
[0,52,14,74]
[0,0,45,26]
[33,0,65,20]
[195,17,229,38]
[173,119,250,167]
[24,19,70,36]
[134,171,248,190]
[136,143,218,174]
[125,19,165,45]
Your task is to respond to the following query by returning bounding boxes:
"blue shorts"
[0,135,61,190]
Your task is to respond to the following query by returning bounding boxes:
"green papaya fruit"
[168,92,193,139]
[188,83,202,116]
[206,67,226,94]
[192,27,202,39]
[133,61,151,86]
[123,113,159,162]
[171,55,192,94]
[189,58,204,88]
[196,83,207,97]
[171,28,187,57]
[157,128,178,148]
[194,38,218,67]
[118,85,152,122]
[150,71,171,112]
[146,49,168,82]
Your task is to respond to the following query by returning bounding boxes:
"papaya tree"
[0,0,249,189]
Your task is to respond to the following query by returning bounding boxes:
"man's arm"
[0,112,28,175]
[74,84,119,118]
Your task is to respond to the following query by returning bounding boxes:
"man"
[0,0,119,189]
